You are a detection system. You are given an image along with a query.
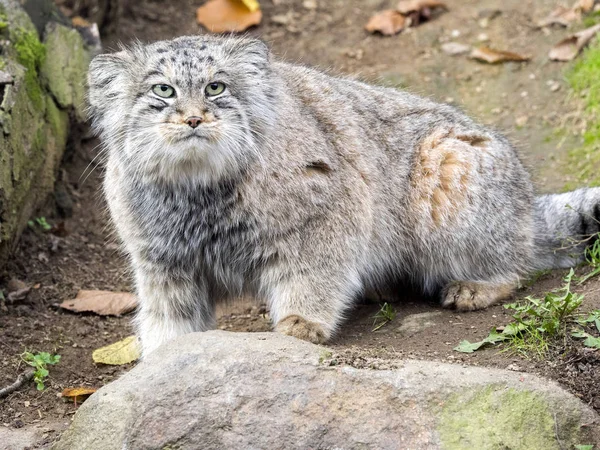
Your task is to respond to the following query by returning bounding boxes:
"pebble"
[441,42,471,56]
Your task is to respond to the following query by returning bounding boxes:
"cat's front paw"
[275,315,328,344]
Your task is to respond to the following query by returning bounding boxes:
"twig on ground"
[0,371,35,399]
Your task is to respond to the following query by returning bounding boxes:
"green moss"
[13,29,46,111]
[45,95,68,148]
[438,386,580,449]
[565,37,600,189]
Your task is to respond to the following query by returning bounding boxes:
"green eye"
[205,82,226,97]
[152,84,175,98]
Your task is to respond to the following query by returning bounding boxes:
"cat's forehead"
[143,38,229,80]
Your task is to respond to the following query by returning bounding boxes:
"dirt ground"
[1,0,600,446]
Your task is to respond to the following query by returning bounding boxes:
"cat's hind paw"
[441,281,514,311]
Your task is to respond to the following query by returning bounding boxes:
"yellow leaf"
[61,387,97,403]
[92,336,140,365]
[239,0,260,12]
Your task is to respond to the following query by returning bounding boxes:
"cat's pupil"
[161,86,168,91]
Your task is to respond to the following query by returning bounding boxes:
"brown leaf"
[71,16,92,28]
[196,0,262,33]
[60,290,137,316]
[365,10,408,36]
[549,23,600,61]
[396,0,446,14]
[537,6,581,28]
[61,387,97,404]
[470,46,531,64]
[573,0,595,13]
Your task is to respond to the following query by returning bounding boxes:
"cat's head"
[88,36,277,184]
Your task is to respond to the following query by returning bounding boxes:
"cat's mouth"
[172,128,212,144]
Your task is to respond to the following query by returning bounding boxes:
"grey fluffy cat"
[88,35,600,356]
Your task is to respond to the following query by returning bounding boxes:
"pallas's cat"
[88,36,600,355]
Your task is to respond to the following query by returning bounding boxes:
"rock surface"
[53,331,600,450]
[0,0,90,267]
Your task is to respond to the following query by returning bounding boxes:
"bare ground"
[1,0,599,446]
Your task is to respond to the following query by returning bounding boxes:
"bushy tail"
[534,188,600,269]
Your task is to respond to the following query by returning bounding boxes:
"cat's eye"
[152,84,175,98]
[205,82,226,97]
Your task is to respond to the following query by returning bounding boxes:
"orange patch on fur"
[411,128,487,226]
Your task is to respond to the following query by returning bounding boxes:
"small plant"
[572,309,600,349]
[578,235,600,284]
[455,270,584,356]
[27,216,52,232]
[21,351,61,390]
[372,302,397,331]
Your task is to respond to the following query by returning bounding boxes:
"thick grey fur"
[87,35,600,355]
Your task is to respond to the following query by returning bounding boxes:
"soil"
[1,0,600,447]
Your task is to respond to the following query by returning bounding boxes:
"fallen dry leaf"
[537,6,581,28]
[240,0,260,12]
[60,290,137,316]
[549,23,600,61]
[470,46,531,64]
[92,336,140,365]
[71,16,92,28]
[197,0,262,33]
[365,10,408,35]
[61,387,97,404]
[396,0,446,14]
[573,0,595,13]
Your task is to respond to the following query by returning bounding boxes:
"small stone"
[547,80,561,92]
[450,29,461,38]
[302,0,317,9]
[506,364,522,371]
[271,14,291,25]
[515,115,529,127]
[441,42,471,56]
[477,33,489,42]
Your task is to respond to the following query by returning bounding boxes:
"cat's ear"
[87,51,131,114]
[87,50,133,136]
[237,39,270,67]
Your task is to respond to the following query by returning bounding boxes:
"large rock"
[0,0,90,267]
[53,331,600,450]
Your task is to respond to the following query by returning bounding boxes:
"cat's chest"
[125,180,257,271]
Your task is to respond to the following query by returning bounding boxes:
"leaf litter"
[59,290,137,316]
[196,0,262,33]
[366,0,446,36]
[61,387,98,404]
[549,23,600,61]
[470,46,531,64]
[92,336,141,366]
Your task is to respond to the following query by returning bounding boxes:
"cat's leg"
[441,280,515,311]
[134,265,214,356]
[265,264,362,344]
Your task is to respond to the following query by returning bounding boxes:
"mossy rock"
[41,21,90,121]
[0,0,90,264]
[438,385,583,449]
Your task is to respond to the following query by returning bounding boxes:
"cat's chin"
[139,142,244,186]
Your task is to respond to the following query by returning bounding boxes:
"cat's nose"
[185,116,203,129]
